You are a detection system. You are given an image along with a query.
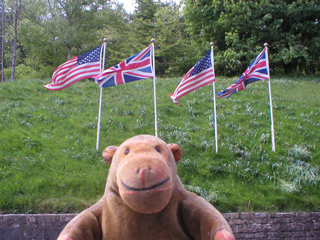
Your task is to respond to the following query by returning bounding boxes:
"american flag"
[95,45,153,88]
[45,46,102,91]
[170,51,215,106]
[218,47,269,99]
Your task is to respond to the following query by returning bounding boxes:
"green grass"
[0,76,319,213]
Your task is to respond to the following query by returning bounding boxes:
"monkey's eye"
[155,146,161,153]
[125,148,130,155]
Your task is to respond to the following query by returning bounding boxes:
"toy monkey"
[58,135,235,240]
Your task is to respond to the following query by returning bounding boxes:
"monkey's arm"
[181,192,235,240]
[57,198,104,240]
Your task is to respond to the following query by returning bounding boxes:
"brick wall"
[224,212,319,240]
[0,212,319,240]
[0,214,75,240]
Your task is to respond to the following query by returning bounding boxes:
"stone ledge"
[0,212,319,240]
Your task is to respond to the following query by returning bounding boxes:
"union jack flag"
[95,45,154,88]
[170,51,215,106]
[218,47,269,99]
[45,46,102,91]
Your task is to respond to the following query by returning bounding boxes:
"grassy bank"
[0,76,319,213]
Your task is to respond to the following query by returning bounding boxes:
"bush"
[3,64,54,81]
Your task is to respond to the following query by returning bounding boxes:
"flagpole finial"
[151,38,155,43]
[210,42,214,47]
[264,43,268,47]
[103,38,108,43]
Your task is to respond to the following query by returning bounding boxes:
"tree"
[153,0,198,75]
[184,0,320,75]
[127,0,197,75]
[20,0,108,73]
[126,0,160,52]
[5,0,23,80]
[94,2,136,68]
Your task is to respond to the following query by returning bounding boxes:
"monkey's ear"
[168,143,182,163]
[102,146,118,164]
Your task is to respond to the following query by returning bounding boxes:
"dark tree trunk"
[11,2,18,80]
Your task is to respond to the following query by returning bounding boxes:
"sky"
[115,0,181,13]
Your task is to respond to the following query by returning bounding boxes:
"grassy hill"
[0,76,319,213]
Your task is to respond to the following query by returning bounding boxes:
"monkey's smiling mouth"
[121,177,170,191]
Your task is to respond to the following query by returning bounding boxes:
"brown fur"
[57,135,235,240]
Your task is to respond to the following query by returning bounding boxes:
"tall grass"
[0,76,319,213]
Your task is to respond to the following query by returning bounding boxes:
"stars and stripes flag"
[94,45,154,88]
[45,46,102,90]
[218,47,269,98]
[170,51,215,106]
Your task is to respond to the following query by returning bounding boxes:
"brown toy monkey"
[57,135,235,240]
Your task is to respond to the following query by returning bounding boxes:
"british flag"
[95,45,154,88]
[218,47,269,99]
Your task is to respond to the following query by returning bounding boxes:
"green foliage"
[3,67,11,80]
[0,76,319,213]
[127,0,197,75]
[17,0,111,71]
[153,1,199,75]
[2,0,320,83]
[4,0,319,81]
[184,0,320,75]
[2,0,197,79]
[11,64,54,80]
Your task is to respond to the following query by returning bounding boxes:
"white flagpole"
[151,38,158,138]
[210,42,218,153]
[265,43,276,152]
[96,38,108,150]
